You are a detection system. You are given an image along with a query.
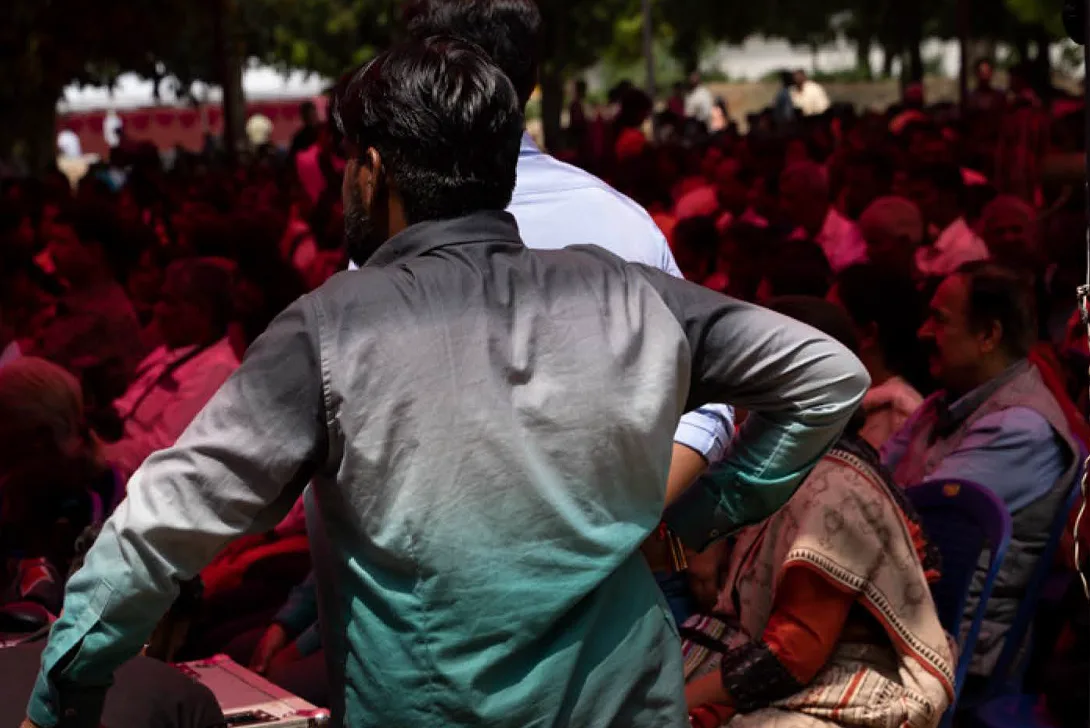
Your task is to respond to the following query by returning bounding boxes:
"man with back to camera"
[24,37,867,728]
[271,0,737,665]
[397,0,735,493]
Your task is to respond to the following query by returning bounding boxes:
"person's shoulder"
[308,266,397,307]
[973,406,1061,451]
[533,244,669,292]
[518,151,659,224]
[512,156,669,261]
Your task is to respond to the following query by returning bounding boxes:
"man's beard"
[344,177,387,267]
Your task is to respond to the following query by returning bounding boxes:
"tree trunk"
[907,39,924,83]
[539,65,564,154]
[0,88,61,174]
[957,0,970,107]
[855,35,873,80]
[213,0,246,164]
[881,45,896,78]
[1031,25,1052,94]
[1013,30,1030,64]
[641,0,656,99]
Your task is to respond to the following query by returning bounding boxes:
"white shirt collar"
[933,217,973,252]
[0,340,21,368]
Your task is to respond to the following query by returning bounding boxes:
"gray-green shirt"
[29,211,867,728]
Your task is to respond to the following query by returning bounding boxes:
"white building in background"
[704,37,963,80]
[57,65,330,113]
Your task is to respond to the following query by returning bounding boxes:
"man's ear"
[979,320,1004,355]
[357,147,384,207]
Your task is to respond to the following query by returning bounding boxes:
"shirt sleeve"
[294,623,324,658]
[659,233,685,280]
[637,268,869,550]
[879,405,922,475]
[674,405,736,464]
[653,230,739,462]
[27,299,328,728]
[923,407,1069,513]
[762,566,855,684]
[275,572,320,639]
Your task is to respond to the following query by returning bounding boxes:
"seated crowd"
[2,8,1090,728]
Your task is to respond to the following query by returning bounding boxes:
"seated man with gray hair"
[103,258,240,482]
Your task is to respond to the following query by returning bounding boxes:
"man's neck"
[949,356,1018,400]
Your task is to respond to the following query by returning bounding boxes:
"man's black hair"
[908,162,965,198]
[334,35,524,224]
[763,239,833,299]
[402,0,542,108]
[836,263,933,393]
[956,260,1037,360]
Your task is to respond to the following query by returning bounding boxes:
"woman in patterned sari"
[682,297,955,728]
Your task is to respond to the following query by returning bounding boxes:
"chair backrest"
[987,447,1088,696]
[906,479,1013,706]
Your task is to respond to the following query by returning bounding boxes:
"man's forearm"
[665,443,709,507]
[638,266,869,550]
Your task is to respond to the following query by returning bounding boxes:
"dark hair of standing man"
[333,35,524,225]
[402,0,543,108]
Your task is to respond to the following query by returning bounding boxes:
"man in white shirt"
[901,163,989,278]
[780,161,867,272]
[684,71,715,126]
[790,70,830,117]
[105,259,239,481]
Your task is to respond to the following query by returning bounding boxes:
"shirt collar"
[819,207,845,239]
[933,217,971,252]
[520,132,542,157]
[934,359,1029,437]
[0,340,20,367]
[364,210,522,268]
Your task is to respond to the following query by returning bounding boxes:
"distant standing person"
[790,69,830,117]
[967,58,1007,113]
[773,71,797,126]
[289,100,321,155]
[685,71,715,126]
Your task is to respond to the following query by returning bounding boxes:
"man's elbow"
[827,345,870,408]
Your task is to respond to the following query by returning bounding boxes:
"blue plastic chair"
[906,479,1013,727]
[970,450,1088,728]
[988,472,1084,695]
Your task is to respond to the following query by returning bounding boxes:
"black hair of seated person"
[836,263,934,395]
[54,203,130,281]
[767,295,867,436]
[334,35,524,225]
[760,238,832,299]
[672,215,720,281]
[956,260,1038,361]
[402,0,542,109]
